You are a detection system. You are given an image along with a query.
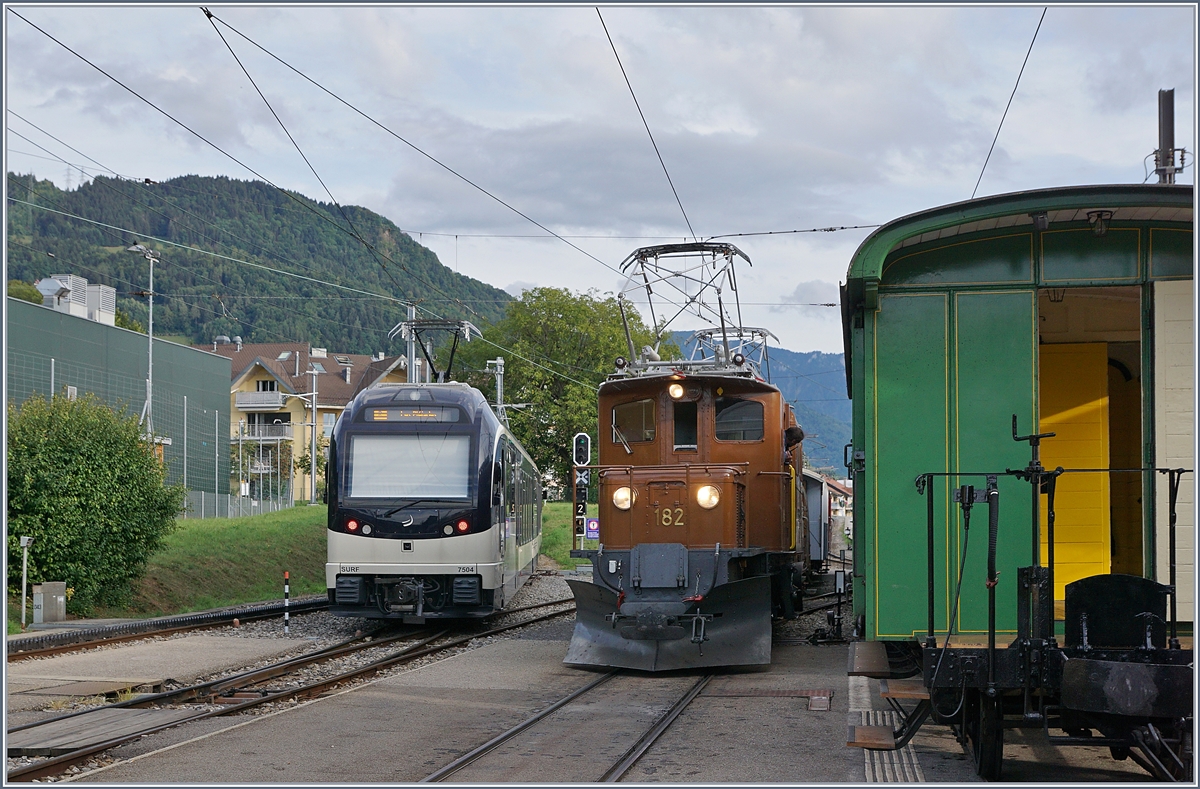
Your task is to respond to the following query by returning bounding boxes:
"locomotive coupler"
[691,612,714,644]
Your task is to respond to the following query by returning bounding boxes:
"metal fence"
[182,491,295,519]
[7,348,289,519]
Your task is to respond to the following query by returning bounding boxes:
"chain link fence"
[8,348,294,518]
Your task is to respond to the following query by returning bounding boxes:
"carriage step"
[880,678,930,700]
[847,641,891,677]
[847,724,897,750]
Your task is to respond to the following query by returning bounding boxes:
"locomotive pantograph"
[566,242,810,672]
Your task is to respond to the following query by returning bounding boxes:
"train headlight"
[696,485,721,509]
[668,383,685,399]
[612,486,636,510]
[361,524,372,535]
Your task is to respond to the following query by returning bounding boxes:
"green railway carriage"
[839,185,1194,779]
[840,184,1194,644]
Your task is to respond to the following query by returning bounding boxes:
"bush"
[7,394,186,614]
[8,280,42,304]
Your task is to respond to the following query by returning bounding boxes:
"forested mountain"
[6,173,511,354]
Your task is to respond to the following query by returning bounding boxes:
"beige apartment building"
[205,340,412,502]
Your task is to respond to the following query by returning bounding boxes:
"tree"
[458,287,671,494]
[114,308,145,333]
[7,394,186,614]
[7,280,42,304]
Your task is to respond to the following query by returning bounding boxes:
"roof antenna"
[1156,88,1180,184]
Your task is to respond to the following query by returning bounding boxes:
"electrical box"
[32,582,66,624]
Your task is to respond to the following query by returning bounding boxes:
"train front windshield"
[346,434,472,500]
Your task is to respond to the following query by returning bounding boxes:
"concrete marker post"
[19,536,33,628]
[284,571,290,636]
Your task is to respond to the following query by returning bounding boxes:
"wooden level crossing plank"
[21,679,160,697]
[847,724,896,750]
[7,708,195,756]
[847,641,891,677]
[879,678,929,700]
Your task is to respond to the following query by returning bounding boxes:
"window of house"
[714,397,764,441]
[257,380,277,392]
[276,351,292,361]
[612,399,655,444]
[323,412,337,437]
[311,362,326,373]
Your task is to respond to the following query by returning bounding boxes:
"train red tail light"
[347,519,359,531]
[456,519,469,532]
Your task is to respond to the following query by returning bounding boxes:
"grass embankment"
[7,502,595,629]
[539,501,597,569]
[113,505,330,617]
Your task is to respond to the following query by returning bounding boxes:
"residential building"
[204,340,413,503]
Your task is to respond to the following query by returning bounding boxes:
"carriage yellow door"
[1038,342,1110,600]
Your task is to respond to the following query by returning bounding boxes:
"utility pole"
[406,304,417,383]
[306,367,322,505]
[487,357,505,423]
[126,244,160,439]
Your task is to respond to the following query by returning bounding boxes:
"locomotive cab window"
[714,397,764,441]
[613,399,655,443]
[673,401,698,451]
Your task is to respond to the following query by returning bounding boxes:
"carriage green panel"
[1042,228,1139,283]
[952,291,1037,635]
[882,233,1034,287]
[872,293,950,639]
[1149,228,1194,279]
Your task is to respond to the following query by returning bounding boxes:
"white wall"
[1154,279,1195,621]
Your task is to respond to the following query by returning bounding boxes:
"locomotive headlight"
[696,485,721,509]
[668,383,685,399]
[612,486,636,510]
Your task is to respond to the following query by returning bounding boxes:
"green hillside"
[6,173,511,354]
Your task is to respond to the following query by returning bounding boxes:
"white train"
[326,383,541,621]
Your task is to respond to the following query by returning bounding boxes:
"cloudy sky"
[5,4,1194,352]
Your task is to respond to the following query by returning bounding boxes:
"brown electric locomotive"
[566,243,808,671]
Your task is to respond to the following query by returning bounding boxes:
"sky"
[4,4,1195,353]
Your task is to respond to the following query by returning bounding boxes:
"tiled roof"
[199,342,408,408]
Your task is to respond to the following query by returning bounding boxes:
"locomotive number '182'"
[655,507,685,526]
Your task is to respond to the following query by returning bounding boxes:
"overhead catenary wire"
[201,9,624,279]
[596,7,696,243]
[9,198,599,386]
[971,7,1047,200]
[7,8,477,320]
[200,7,412,302]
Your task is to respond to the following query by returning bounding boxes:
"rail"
[6,600,577,782]
[7,596,329,659]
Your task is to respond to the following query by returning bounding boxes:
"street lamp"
[304,367,323,505]
[126,243,159,439]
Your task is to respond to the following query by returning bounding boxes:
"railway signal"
[572,433,590,548]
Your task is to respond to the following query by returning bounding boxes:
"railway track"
[421,670,713,783]
[6,596,330,660]
[6,598,576,782]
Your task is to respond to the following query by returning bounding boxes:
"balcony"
[241,423,294,440]
[235,391,288,411]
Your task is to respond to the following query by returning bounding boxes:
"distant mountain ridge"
[6,173,511,355]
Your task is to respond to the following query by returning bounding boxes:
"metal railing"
[241,423,293,439]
